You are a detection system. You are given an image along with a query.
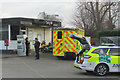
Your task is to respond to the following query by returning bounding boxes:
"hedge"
[98,30,120,38]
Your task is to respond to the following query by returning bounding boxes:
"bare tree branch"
[72,1,118,37]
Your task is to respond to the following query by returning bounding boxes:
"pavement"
[2,51,120,79]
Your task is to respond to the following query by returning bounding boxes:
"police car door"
[108,48,120,72]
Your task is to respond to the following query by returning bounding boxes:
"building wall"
[45,28,52,44]
[0,27,52,50]
[28,27,52,49]
[0,40,17,50]
[28,28,44,42]
[1,18,61,50]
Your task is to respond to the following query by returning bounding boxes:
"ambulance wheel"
[64,52,76,60]
[94,64,109,76]
[57,56,64,59]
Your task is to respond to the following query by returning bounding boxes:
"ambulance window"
[92,48,108,55]
[109,48,120,56]
[58,31,62,39]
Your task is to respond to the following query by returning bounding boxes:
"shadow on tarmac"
[76,71,120,77]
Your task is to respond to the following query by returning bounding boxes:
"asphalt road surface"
[2,52,120,79]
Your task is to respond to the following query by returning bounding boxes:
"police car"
[74,46,120,76]
[70,34,120,76]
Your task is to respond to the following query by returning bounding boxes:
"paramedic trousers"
[35,49,39,59]
[26,47,29,56]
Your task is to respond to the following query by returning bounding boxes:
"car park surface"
[2,52,120,78]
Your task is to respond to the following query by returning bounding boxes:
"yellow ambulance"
[53,28,84,59]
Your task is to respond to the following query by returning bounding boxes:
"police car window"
[109,48,120,56]
[92,48,108,55]
[58,31,62,39]
[92,49,100,54]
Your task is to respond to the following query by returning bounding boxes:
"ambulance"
[53,28,84,59]
[71,34,120,76]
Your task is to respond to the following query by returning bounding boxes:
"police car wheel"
[94,64,108,76]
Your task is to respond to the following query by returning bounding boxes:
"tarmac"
[1,50,120,79]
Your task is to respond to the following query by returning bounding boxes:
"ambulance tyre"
[57,56,64,59]
[64,52,76,60]
[94,64,109,76]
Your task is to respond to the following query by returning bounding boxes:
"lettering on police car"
[99,54,111,63]
[112,64,120,68]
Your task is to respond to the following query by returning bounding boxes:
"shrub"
[98,30,120,38]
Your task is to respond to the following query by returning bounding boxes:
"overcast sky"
[0,0,79,27]
[0,0,119,27]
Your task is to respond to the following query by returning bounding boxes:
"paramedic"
[25,37,30,56]
[34,38,40,60]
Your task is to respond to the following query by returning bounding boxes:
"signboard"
[20,21,32,25]
[46,21,61,27]
[4,40,9,46]
[28,30,33,40]
[17,35,26,56]
[34,20,61,27]
[17,35,24,40]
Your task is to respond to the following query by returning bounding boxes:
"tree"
[73,2,118,37]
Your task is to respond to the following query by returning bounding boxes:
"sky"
[0,0,78,27]
[0,0,119,27]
